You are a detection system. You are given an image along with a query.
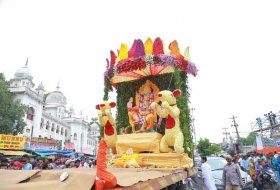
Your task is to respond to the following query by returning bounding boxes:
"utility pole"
[230,116,240,143]
[229,136,237,155]
[190,108,196,145]
[230,115,242,153]
[222,128,230,143]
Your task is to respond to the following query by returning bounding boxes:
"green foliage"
[104,70,193,154]
[174,69,193,155]
[240,132,257,146]
[209,143,222,154]
[197,138,221,156]
[43,93,50,102]
[0,73,27,135]
[103,78,113,101]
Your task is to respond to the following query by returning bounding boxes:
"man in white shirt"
[201,156,217,190]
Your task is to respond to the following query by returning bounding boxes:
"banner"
[65,143,74,150]
[29,137,58,150]
[256,135,264,150]
[0,134,26,149]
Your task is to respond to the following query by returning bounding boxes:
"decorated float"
[95,37,198,189]
[0,37,198,190]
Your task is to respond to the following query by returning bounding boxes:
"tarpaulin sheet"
[0,169,95,190]
[0,168,191,190]
[0,150,31,156]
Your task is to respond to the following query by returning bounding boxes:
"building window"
[26,107,35,121]
[65,129,67,137]
[51,123,55,132]
[46,121,50,130]
[26,129,30,133]
[74,133,77,140]
[61,128,64,135]
[40,119,44,129]
[56,126,60,134]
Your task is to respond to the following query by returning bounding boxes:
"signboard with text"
[29,137,58,150]
[0,134,26,149]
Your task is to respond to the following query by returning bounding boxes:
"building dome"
[91,124,100,131]
[14,64,33,80]
[37,82,44,90]
[45,85,67,106]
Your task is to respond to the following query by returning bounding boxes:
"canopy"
[33,150,76,157]
[104,37,198,84]
[0,150,31,156]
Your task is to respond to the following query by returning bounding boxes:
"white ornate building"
[8,62,100,155]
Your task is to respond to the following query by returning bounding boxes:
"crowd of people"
[200,152,280,190]
[230,152,280,189]
[0,153,96,170]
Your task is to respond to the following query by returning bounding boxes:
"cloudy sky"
[1,0,280,143]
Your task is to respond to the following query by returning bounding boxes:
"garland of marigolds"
[103,70,193,155]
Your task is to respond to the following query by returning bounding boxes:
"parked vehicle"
[261,167,278,190]
[191,157,254,190]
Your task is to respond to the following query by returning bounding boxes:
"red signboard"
[65,143,74,150]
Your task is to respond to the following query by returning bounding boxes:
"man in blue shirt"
[22,154,32,170]
[242,156,249,173]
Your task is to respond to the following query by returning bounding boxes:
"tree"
[240,132,257,146]
[89,117,103,140]
[197,138,221,156]
[0,73,27,135]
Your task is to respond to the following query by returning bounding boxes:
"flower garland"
[104,54,198,80]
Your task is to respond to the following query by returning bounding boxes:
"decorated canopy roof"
[104,37,198,84]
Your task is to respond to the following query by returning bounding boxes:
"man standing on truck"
[223,156,242,190]
[201,156,217,190]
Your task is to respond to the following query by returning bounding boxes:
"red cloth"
[95,140,117,190]
[13,161,23,168]
[256,147,280,154]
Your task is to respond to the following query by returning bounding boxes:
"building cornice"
[42,111,69,127]
[9,86,43,103]
[63,117,90,129]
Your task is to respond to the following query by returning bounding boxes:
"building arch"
[51,123,55,132]
[46,121,50,130]
[61,127,64,135]
[56,125,60,134]
[40,118,44,129]
[27,107,35,121]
